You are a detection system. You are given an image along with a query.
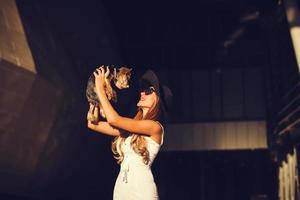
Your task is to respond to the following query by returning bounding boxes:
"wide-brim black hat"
[139,69,173,119]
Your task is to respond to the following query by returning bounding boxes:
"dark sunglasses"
[139,86,155,95]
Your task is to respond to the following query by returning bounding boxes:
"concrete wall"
[0,0,35,72]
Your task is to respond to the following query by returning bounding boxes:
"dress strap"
[155,121,164,145]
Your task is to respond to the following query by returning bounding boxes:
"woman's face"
[137,87,158,109]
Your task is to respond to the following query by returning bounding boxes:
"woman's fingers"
[89,103,93,111]
[87,107,93,121]
[97,65,104,73]
[88,103,94,113]
[93,106,99,117]
[94,65,108,78]
[99,67,104,76]
[87,104,98,122]
[105,66,110,78]
[95,68,105,77]
[93,71,98,78]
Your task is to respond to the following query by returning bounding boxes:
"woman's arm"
[94,67,162,137]
[86,103,121,136]
[87,120,121,136]
[97,88,161,136]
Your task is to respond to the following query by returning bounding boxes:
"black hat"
[139,69,173,120]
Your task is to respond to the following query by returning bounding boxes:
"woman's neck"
[141,107,149,118]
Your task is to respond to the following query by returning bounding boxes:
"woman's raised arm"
[109,116,161,137]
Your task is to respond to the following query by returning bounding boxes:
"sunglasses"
[139,86,155,95]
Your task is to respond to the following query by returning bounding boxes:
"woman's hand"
[87,103,99,123]
[93,65,110,94]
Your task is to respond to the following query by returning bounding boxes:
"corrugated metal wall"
[158,67,265,123]
[155,68,267,150]
[162,120,267,151]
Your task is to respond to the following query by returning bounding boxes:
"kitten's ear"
[126,68,132,75]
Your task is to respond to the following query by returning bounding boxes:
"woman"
[87,66,172,200]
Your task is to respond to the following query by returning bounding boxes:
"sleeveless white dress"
[113,121,164,200]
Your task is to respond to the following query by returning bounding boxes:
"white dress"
[113,121,164,200]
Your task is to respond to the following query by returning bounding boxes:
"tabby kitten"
[86,66,132,122]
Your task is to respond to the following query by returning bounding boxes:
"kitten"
[86,66,132,121]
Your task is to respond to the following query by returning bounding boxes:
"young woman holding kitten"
[86,66,172,200]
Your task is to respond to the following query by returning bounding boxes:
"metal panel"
[161,120,267,151]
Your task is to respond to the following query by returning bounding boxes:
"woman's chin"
[137,103,144,107]
[137,102,148,108]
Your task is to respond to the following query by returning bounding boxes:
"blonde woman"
[87,67,172,200]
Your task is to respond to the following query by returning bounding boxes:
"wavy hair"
[111,95,161,165]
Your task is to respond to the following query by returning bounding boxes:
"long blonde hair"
[111,95,161,165]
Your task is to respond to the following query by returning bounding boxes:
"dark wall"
[101,0,279,124]
[155,68,266,123]
[102,0,276,69]
[0,0,126,198]
[1,0,143,199]
[153,150,277,200]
